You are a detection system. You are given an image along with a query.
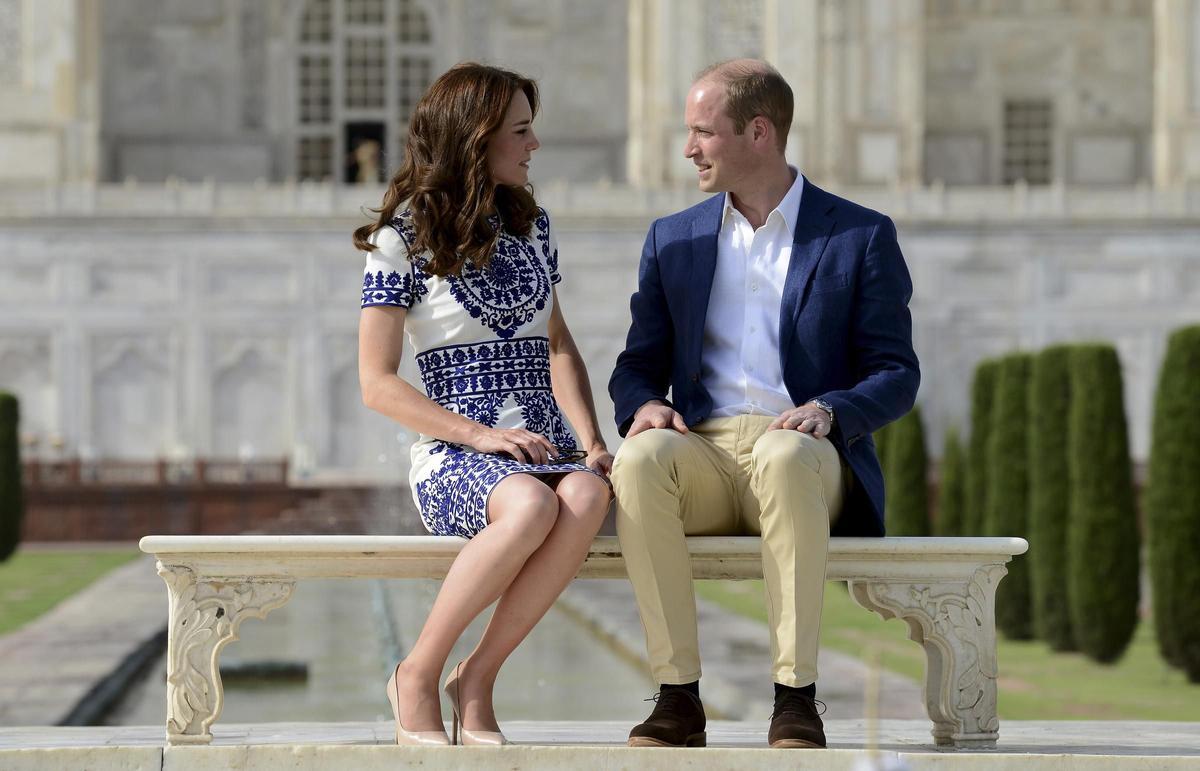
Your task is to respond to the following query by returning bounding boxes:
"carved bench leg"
[847,564,1009,749]
[156,563,295,745]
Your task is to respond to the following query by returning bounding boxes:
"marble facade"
[3,0,1200,478]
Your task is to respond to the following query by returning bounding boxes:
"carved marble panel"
[211,339,288,458]
[1070,134,1138,185]
[204,262,298,304]
[88,262,176,303]
[924,133,988,185]
[90,336,172,459]
[0,335,54,443]
[1055,264,1151,307]
[0,263,56,303]
[858,130,901,184]
[943,265,1023,304]
[1180,264,1200,302]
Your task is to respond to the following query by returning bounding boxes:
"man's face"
[683,80,754,194]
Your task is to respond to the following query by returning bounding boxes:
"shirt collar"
[722,166,805,233]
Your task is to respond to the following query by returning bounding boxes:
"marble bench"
[138,534,1027,749]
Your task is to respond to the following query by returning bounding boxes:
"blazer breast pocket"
[810,272,850,295]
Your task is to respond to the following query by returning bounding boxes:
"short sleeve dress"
[360,207,603,537]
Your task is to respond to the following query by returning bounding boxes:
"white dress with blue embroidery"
[361,207,598,538]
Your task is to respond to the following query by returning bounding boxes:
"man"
[608,59,919,750]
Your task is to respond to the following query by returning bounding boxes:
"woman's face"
[486,90,539,187]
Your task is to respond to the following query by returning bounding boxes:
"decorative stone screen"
[294,0,435,182]
[1003,99,1053,185]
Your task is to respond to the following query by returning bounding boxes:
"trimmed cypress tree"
[1145,325,1200,680]
[936,427,965,536]
[1066,344,1139,663]
[1028,345,1076,651]
[965,359,1000,535]
[885,407,930,536]
[985,353,1034,640]
[0,393,22,563]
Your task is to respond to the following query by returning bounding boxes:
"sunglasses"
[548,447,588,464]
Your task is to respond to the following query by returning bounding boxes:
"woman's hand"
[469,425,556,465]
[585,444,614,478]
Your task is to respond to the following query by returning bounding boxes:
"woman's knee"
[556,472,612,525]
[488,475,559,539]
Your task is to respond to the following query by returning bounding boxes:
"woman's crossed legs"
[391,471,611,732]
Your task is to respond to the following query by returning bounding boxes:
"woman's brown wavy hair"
[352,62,540,276]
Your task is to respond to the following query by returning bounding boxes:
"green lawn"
[696,579,1200,721]
[0,547,140,635]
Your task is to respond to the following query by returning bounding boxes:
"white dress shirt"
[701,168,804,418]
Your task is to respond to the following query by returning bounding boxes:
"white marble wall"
[2,197,1199,473]
[93,0,628,184]
[924,0,1153,186]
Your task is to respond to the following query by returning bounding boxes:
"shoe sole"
[769,738,825,749]
[628,732,707,748]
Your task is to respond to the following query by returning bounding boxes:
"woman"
[355,63,613,746]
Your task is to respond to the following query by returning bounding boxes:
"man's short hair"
[696,60,793,152]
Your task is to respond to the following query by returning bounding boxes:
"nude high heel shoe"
[443,661,507,746]
[386,662,451,746]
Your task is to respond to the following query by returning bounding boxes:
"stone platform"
[2,720,1199,770]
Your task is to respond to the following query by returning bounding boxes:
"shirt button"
[749,325,756,333]
[690,373,699,383]
[751,283,758,291]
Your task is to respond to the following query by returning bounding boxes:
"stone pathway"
[558,580,925,722]
[0,554,164,726]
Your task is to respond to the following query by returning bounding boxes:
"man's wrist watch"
[810,398,835,426]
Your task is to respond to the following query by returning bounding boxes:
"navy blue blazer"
[609,178,919,537]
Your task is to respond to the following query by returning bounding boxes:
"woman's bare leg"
[391,474,559,731]
[452,471,612,730]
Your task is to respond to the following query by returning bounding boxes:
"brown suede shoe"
[627,689,707,747]
[768,691,826,749]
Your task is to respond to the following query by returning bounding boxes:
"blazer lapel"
[687,196,723,368]
[779,178,836,360]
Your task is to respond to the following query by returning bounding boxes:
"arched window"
[295,0,435,182]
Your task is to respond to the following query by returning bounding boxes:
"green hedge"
[1066,344,1139,663]
[0,393,22,563]
[936,427,965,537]
[1028,345,1075,651]
[965,359,999,535]
[885,407,929,536]
[985,353,1034,640]
[1145,325,1200,681]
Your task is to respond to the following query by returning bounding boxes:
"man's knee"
[612,428,689,481]
[751,429,826,475]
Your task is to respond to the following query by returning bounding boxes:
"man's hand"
[627,401,688,438]
[767,402,832,439]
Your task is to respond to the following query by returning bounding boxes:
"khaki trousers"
[612,415,845,687]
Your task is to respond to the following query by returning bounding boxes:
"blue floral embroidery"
[448,232,549,339]
[535,209,561,285]
[364,207,588,538]
[415,337,575,448]
[361,266,427,308]
[360,215,429,308]
[415,444,594,537]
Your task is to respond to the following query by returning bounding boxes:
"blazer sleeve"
[819,215,920,443]
[609,219,675,436]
